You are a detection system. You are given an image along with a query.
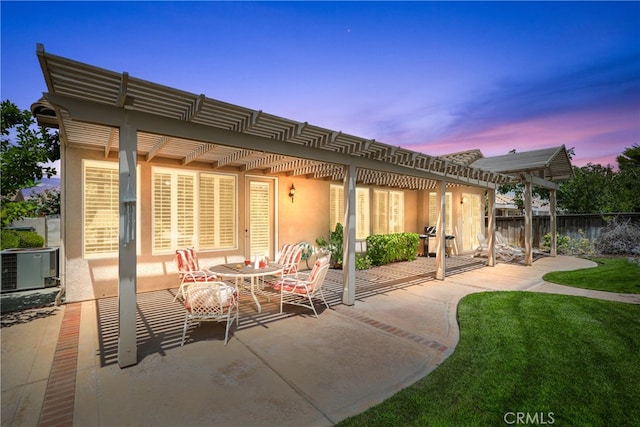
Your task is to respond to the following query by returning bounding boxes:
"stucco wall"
[62,146,484,302]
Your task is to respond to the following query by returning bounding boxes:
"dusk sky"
[2,1,639,168]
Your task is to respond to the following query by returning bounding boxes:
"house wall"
[62,146,485,302]
[64,147,259,302]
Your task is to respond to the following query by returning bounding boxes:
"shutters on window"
[152,168,236,254]
[429,192,453,235]
[330,185,370,239]
[249,181,270,258]
[83,162,119,258]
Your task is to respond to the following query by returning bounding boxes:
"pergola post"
[435,180,446,280]
[342,163,356,306]
[487,189,496,267]
[550,188,557,257]
[118,116,138,368]
[523,178,533,266]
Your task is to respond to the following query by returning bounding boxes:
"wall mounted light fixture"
[289,184,296,203]
[461,196,467,205]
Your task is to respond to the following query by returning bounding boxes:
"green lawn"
[543,257,640,294]
[338,292,640,426]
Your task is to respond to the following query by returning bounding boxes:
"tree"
[557,163,622,213]
[615,144,640,212]
[1,100,60,225]
[616,144,640,170]
[28,188,61,216]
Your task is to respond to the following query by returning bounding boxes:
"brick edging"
[332,305,449,353]
[38,302,81,427]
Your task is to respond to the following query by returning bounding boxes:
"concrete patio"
[2,255,638,426]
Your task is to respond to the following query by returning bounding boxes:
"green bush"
[355,253,372,270]
[18,231,45,248]
[1,229,20,250]
[543,230,594,256]
[0,229,44,249]
[366,232,420,266]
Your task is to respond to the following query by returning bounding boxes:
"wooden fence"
[487,213,640,248]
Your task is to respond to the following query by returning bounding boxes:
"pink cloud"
[404,107,637,168]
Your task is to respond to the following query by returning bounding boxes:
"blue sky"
[2,1,639,168]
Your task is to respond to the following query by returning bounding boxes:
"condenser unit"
[1,248,59,292]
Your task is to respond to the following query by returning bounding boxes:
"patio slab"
[2,255,638,426]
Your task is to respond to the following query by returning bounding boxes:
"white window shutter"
[356,188,370,239]
[83,162,119,258]
[329,184,344,233]
[249,181,270,258]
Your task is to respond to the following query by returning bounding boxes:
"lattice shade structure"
[33,44,522,191]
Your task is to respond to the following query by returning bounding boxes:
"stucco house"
[31,45,572,366]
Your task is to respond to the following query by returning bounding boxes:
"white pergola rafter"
[105,128,117,158]
[242,154,287,172]
[182,142,218,165]
[181,94,205,122]
[146,135,172,162]
[213,149,254,168]
[267,158,316,174]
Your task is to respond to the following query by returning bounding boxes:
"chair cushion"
[185,284,236,312]
[273,280,311,294]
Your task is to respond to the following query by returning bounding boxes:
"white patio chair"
[475,232,523,262]
[273,255,330,318]
[276,243,303,278]
[174,248,219,302]
[181,281,239,346]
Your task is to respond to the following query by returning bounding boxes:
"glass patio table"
[208,263,283,313]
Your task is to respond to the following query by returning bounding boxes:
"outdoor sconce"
[289,184,296,203]
[461,196,467,205]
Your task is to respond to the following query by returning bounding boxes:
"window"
[152,168,236,254]
[373,190,404,234]
[329,185,370,240]
[429,192,453,235]
[83,161,120,258]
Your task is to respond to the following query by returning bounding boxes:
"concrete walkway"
[2,256,638,426]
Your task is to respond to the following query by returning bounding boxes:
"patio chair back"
[182,282,239,346]
[176,247,200,276]
[277,243,303,277]
[174,248,218,301]
[275,255,330,318]
[474,232,523,262]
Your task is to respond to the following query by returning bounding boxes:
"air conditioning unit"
[1,248,59,292]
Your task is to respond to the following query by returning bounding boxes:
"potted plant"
[315,223,343,269]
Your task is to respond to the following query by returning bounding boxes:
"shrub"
[355,254,372,270]
[18,231,45,248]
[0,229,44,249]
[366,232,420,266]
[543,231,595,256]
[595,218,640,256]
[1,229,20,250]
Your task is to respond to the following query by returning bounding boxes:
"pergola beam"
[45,93,507,189]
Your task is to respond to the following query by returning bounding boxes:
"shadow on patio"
[94,256,487,367]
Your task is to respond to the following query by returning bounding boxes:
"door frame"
[245,175,278,260]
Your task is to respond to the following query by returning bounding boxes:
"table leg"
[250,276,262,313]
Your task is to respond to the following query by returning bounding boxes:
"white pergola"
[32,44,571,367]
